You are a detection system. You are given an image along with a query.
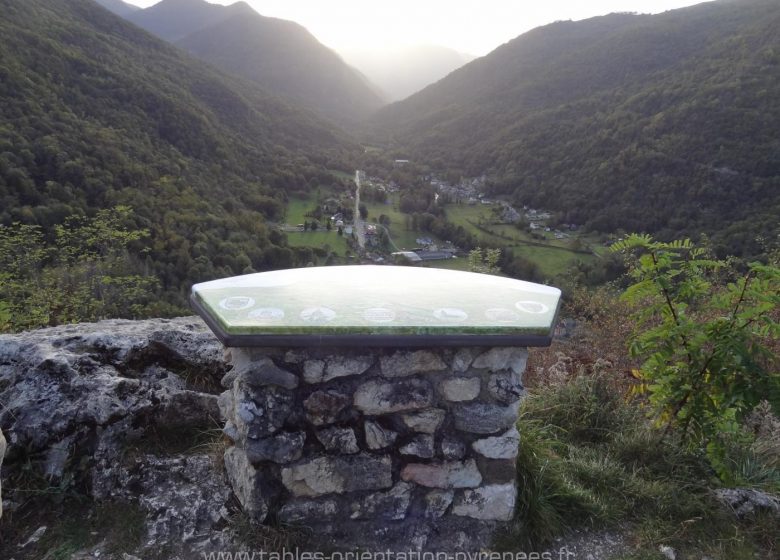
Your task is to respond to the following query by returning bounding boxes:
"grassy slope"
[511,289,780,558]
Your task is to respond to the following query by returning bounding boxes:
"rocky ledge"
[0,317,530,556]
[1,318,774,560]
[0,317,233,558]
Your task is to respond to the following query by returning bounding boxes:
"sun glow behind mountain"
[128,0,709,55]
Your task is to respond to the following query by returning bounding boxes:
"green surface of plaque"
[191,265,561,346]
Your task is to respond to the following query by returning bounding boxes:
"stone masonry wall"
[218,346,528,552]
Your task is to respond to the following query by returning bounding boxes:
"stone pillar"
[0,427,5,519]
[219,345,527,552]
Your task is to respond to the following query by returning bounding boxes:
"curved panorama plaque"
[191,265,561,347]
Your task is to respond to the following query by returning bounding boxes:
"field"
[281,188,601,280]
[443,203,599,279]
[421,257,471,272]
[361,198,418,249]
[284,196,316,226]
[285,230,350,257]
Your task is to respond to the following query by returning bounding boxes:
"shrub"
[611,234,780,481]
[0,206,159,332]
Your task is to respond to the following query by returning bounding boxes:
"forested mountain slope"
[369,0,780,257]
[127,0,385,124]
[0,0,359,306]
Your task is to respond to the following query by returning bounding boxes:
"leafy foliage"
[612,234,780,479]
[467,247,501,274]
[0,206,159,332]
[0,0,360,310]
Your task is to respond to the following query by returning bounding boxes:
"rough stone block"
[452,483,517,521]
[303,360,325,384]
[402,408,446,434]
[304,355,374,383]
[349,482,413,520]
[278,498,339,524]
[452,402,519,435]
[224,447,278,521]
[283,349,308,364]
[487,371,524,404]
[424,489,454,519]
[303,390,351,426]
[439,377,481,402]
[452,348,478,373]
[400,434,435,458]
[380,350,447,378]
[232,355,299,390]
[354,378,433,415]
[325,354,375,380]
[217,388,235,421]
[234,384,293,439]
[245,431,305,464]
[472,427,520,459]
[472,347,528,375]
[282,454,392,497]
[400,459,482,489]
[365,420,398,450]
[316,426,359,454]
[441,437,467,460]
[221,368,239,389]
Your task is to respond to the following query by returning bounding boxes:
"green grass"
[515,245,596,279]
[285,230,349,257]
[361,196,432,250]
[443,203,494,230]
[442,203,601,279]
[284,194,318,226]
[502,371,780,558]
[421,256,471,272]
[283,194,600,280]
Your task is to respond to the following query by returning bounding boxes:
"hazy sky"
[129,0,710,55]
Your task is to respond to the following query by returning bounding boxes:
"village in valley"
[279,163,604,283]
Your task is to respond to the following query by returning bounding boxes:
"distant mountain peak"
[153,0,207,7]
[126,0,384,123]
[227,0,253,11]
[94,0,140,17]
[126,0,232,41]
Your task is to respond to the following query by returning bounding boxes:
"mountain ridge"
[126,0,385,124]
[94,0,140,17]
[125,0,242,41]
[367,0,780,257]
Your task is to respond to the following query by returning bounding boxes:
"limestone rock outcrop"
[0,317,231,556]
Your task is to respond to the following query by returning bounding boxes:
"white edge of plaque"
[192,265,561,296]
